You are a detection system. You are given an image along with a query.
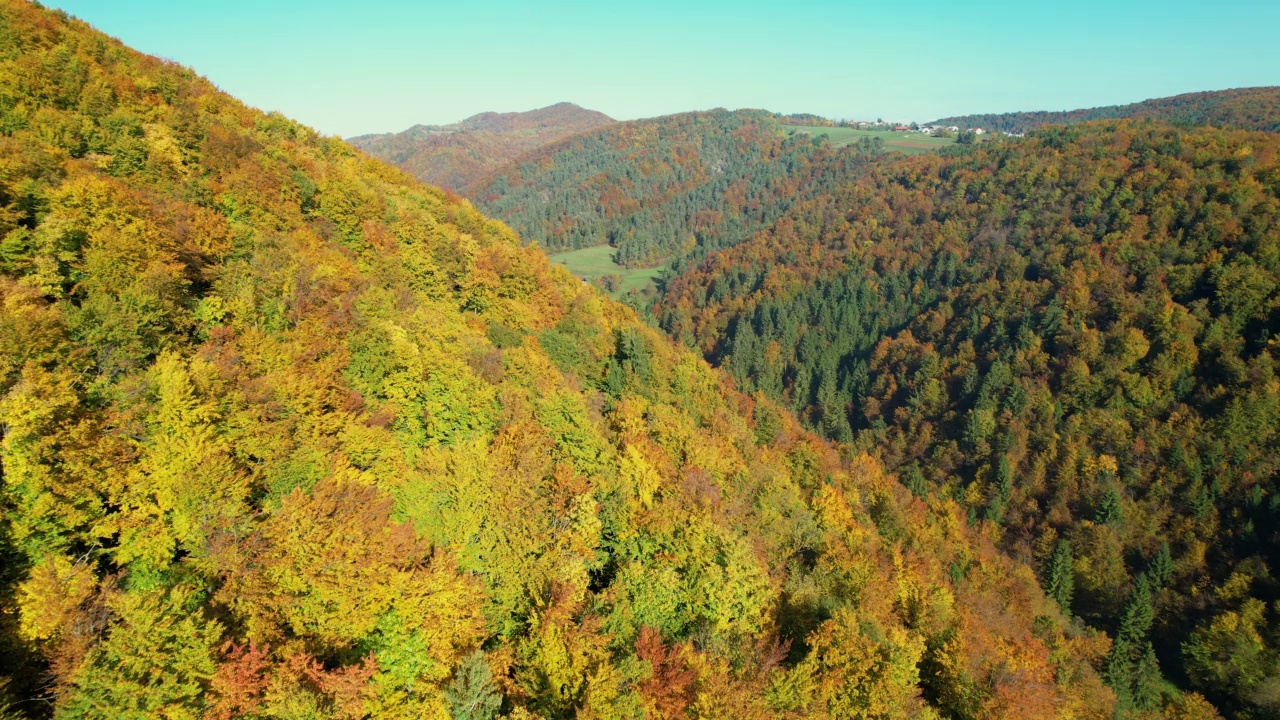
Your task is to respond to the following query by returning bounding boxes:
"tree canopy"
[658,118,1280,719]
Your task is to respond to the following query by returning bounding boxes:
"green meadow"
[782,125,957,155]
[548,244,663,297]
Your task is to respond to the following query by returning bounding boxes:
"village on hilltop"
[844,118,1025,137]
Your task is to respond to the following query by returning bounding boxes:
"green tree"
[1106,575,1161,711]
[446,651,502,720]
[1148,542,1174,588]
[903,463,927,498]
[1132,642,1163,711]
[1096,488,1124,526]
[986,455,1014,522]
[1118,575,1154,642]
[1044,540,1075,612]
[1182,598,1277,715]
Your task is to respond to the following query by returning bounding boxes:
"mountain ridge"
[932,86,1280,134]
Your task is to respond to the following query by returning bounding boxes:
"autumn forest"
[2,1,1280,719]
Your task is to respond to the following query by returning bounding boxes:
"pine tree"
[1045,540,1074,612]
[987,455,1015,523]
[1106,575,1160,712]
[446,650,502,720]
[1148,541,1174,588]
[984,495,1005,523]
[1096,487,1124,526]
[1132,642,1163,711]
[603,358,626,399]
[1118,575,1154,642]
[995,455,1014,500]
[904,463,927,498]
[1104,635,1135,710]
[817,365,852,443]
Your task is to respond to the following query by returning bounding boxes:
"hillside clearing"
[782,125,957,154]
[548,244,663,297]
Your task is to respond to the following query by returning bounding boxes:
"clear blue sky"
[45,0,1280,138]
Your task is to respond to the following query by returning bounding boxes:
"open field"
[548,244,663,297]
[782,125,957,155]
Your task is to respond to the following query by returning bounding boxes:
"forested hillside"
[0,2,1121,718]
[933,87,1280,134]
[349,103,613,192]
[465,110,887,268]
[659,121,1280,718]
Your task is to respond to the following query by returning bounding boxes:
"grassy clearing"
[548,244,663,297]
[782,125,956,155]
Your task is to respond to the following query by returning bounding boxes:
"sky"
[44,0,1280,139]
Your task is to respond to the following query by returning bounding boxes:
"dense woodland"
[933,87,1280,135]
[658,120,1280,718]
[349,103,614,193]
[465,111,887,269]
[0,2,1138,718]
[300,27,1280,720]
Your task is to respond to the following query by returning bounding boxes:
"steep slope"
[466,109,886,269]
[0,2,1114,718]
[658,121,1280,717]
[348,102,613,191]
[933,87,1280,134]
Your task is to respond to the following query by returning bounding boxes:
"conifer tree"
[1045,540,1074,612]
[1105,636,1136,710]
[904,464,927,498]
[1118,575,1154,642]
[446,651,502,720]
[1132,642,1163,711]
[1096,488,1124,526]
[995,455,1014,501]
[1148,541,1174,588]
[986,455,1014,522]
[1106,575,1160,711]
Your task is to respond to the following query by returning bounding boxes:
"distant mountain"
[443,101,614,133]
[933,87,1280,134]
[349,102,613,190]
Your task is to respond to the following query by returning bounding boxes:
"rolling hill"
[933,87,1280,134]
[348,102,614,191]
[465,109,890,271]
[0,1,1115,717]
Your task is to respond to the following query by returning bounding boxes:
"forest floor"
[548,244,664,297]
[782,125,957,154]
